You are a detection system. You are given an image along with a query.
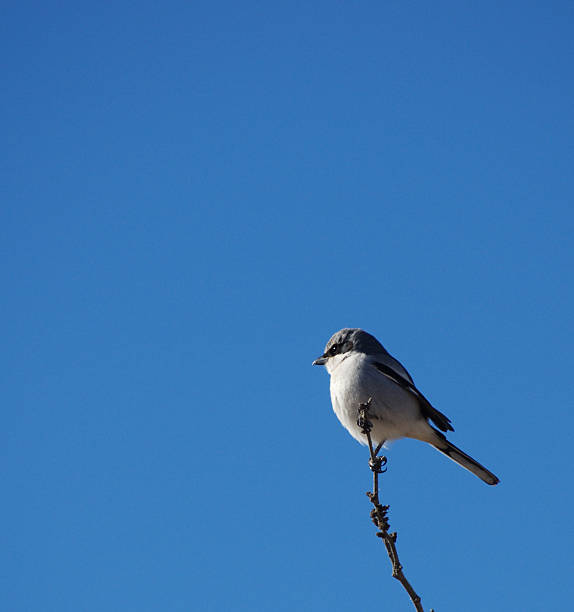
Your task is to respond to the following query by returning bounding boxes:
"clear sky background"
[3,2,574,611]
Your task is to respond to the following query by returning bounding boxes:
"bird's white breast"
[328,352,425,445]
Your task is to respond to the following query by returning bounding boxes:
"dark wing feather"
[372,361,454,433]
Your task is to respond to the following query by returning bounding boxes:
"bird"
[313,328,499,485]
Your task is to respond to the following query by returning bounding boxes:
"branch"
[357,399,434,612]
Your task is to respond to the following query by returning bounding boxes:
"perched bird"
[313,328,499,485]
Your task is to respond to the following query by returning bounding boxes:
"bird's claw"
[369,455,387,473]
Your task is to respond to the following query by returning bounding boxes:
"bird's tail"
[431,432,499,485]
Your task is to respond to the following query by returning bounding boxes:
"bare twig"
[357,399,433,612]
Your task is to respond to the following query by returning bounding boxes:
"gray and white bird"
[313,328,499,485]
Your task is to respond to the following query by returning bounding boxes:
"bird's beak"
[312,355,328,366]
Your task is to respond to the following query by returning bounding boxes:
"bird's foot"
[369,455,387,474]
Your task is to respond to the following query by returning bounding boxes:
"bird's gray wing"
[371,354,454,433]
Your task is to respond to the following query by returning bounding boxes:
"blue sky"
[2,2,574,611]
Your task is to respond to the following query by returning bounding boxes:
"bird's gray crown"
[325,328,388,356]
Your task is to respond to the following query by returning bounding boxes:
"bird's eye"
[329,345,338,355]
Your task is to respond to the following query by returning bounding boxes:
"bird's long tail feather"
[431,433,499,485]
